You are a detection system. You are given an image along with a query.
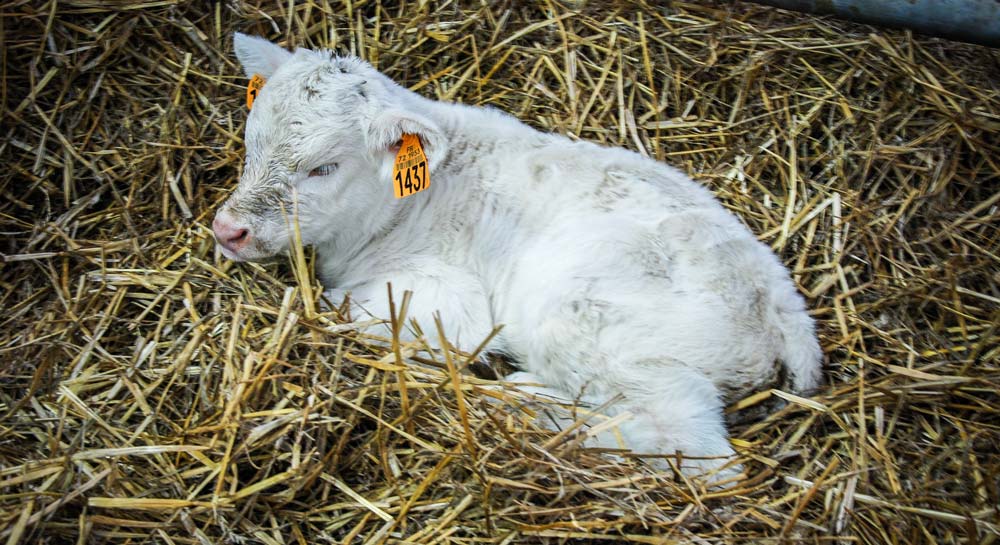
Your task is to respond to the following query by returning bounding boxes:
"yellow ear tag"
[247,74,266,110]
[392,134,430,199]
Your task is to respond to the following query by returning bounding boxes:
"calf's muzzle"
[212,210,251,254]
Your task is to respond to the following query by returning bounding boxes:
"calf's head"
[213,34,446,261]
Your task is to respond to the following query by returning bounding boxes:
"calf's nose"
[212,215,251,252]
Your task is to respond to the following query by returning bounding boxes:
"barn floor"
[1,1,998,544]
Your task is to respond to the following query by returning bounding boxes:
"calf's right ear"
[233,33,292,79]
[365,110,447,172]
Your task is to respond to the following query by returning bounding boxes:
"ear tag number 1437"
[392,134,430,199]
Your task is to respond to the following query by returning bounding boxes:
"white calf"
[214,33,823,478]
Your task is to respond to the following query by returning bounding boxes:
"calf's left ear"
[233,33,293,79]
[365,110,447,171]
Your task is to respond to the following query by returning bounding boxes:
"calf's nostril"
[212,215,251,252]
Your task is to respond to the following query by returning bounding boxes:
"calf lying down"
[214,34,823,478]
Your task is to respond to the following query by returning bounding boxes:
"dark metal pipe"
[749,0,1000,47]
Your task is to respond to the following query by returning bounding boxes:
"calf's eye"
[308,163,338,177]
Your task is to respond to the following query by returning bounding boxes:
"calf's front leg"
[323,268,496,355]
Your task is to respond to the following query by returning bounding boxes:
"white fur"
[216,34,823,478]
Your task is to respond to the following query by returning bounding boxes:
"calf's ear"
[365,110,447,171]
[233,33,293,79]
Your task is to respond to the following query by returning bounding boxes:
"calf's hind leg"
[504,367,741,481]
[609,366,740,479]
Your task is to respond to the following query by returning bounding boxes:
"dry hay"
[1,1,999,544]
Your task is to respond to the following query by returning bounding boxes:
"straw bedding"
[2,1,998,543]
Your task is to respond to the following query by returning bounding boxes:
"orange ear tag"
[247,74,266,110]
[392,134,430,199]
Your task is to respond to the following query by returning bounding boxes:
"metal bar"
[750,0,1000,47]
